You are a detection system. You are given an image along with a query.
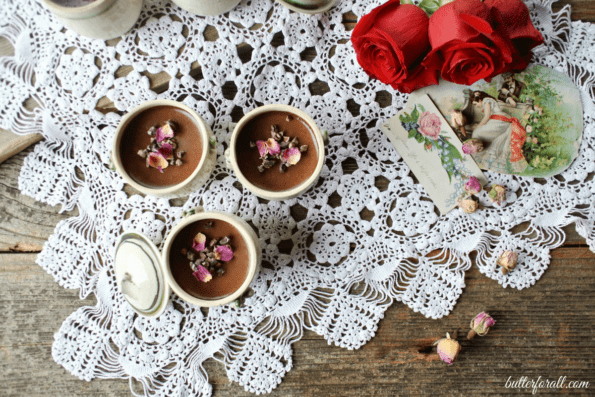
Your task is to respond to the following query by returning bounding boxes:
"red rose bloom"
[424,0,515,85]
[351,0,438,94]
[485,0,544,71]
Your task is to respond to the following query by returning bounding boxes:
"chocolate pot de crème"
[119,105,203,188]
[235,110,318,192]
[169,219,249,299]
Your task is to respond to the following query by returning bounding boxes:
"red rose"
[424,0,515,85]
[351,0,438,94]
[485,0,544,71]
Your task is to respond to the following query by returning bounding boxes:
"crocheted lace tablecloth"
[1,0,594,395]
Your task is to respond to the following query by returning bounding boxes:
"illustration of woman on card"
[470,91,528,173]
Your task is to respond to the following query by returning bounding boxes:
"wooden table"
[1,2,595,395]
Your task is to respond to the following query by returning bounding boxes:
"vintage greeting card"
[408,65,583,177]
[381,94,488,215]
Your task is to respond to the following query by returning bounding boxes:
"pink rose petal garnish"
[256,140,268,158]
[282,147,301,165]
[266,138,281,155]
[155,122,175,143]
[158,143,174,160]
[216,245,234,262]
[192,265,212,283]
[192,233,206,252]
[147,152,169,172]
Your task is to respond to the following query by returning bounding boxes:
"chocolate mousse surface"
[119,106,203,188]
[235,111,318,192]
[169,219,249,299]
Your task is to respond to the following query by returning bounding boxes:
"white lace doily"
[2,0,594,395]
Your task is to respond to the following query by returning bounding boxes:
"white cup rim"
[112,99,211,196]
[229,104,325,200]
[161,211,259,307]
[42,0,114,16]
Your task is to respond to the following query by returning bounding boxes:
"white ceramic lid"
[114,232,170,318]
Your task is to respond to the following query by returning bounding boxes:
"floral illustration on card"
[399,105,463,183]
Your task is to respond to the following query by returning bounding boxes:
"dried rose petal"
[282,147,301,165]
[192,265,212,283]
[147,152,169,173]
[458,197,478,214]
[266,138,281,155]
[155,122,174,143]
[256,140,268,158]
[216,245,234,262]
[158,143,174,160]
[192,233,206,252]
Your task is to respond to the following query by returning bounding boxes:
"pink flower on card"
[418,111,441,140]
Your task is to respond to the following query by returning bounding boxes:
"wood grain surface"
[1,2,595,396]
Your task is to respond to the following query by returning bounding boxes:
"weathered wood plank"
[1,249,593,396]
[0,148,77,252]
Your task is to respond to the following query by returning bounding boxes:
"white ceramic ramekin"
[111,99,217,199]
[115,208,262,317]
[172,0,242,16]
[224,104,326,201]
[162,210,262,308]
[275,0,337,14]
[41,0,142,40]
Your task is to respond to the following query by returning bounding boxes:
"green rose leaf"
[399,113,409,123]
[418,0,442,17]
[411,105,419,123]
[408,129,417,139]
[415,132,424,143]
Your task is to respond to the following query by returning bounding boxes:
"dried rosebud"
[458,197,478,214]
[282,147,301,165]
[497,250,518,274]
[155,122,175,143]
[488,185,506,206]
[193,233,207,252]
[137,149,147,158]
[462,139,484,155]
[464,176,482,196]
[468,312,496,339]
[146,152,169,173]
[192,265,212,283]
[216,245,234,262]
[256,140,268,158]
[434,333,461,365]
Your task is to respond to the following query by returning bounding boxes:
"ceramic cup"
[115,208,262,317]
[172,0,242,16]
[275,0,337,14]
[111,99,217,199]
[162,209,262,308]
[41,0,142,40]
[224,104,326,201]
